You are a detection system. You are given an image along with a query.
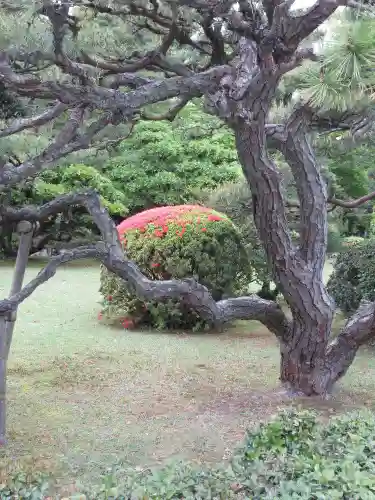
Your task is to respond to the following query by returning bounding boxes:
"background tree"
[1,0,375,411]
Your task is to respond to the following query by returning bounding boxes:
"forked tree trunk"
[231,95,365,396]
[279,321,334,396]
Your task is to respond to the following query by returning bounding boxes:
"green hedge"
[7,410,375,498]
[99,205,252,331]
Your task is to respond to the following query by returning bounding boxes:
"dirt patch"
[220,322,276,342]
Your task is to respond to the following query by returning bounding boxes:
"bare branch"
[0,112,111,187]
[94,120,137,152]
[0,54,229,113]
[202,16,227,65]
[141,97,190,121]
[283,0,343,48]
[329,191,375,209]
[0,102,67,139]
[325,300,375,387]
[53,105,85,147]
[40,0,96,84]
[80,51,154,73]
[0,191,291,339]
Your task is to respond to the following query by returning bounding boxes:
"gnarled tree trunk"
[225,57,372,395]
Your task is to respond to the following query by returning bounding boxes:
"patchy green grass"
[0,260,374,489]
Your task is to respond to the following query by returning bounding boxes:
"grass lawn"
[0,259,374,490]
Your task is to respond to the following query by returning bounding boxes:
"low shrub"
[341,235,365,248]
[16,409,375,498]
[99,205,252,330]
[83,410,375,498]
[327,238,375,314]
[0,472,50,498]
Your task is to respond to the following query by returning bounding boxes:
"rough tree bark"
[1,0,375,406]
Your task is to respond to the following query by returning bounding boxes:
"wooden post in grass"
[6,221,34,357]
[0,221,33,445]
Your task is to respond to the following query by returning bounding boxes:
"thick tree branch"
[281,106,328,266]
[42,0,96,84]
[0,191,291,339]
[0,57,230,188]
[0,102,67,138]
[325,301,375,387]
[80,51,154,73]
[329,191,375,208]
[0,54,229,113]
[283,0,347,48]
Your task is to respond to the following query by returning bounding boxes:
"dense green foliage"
[102,112,241,215]
[12,164,128,216]
[1,106,242,256]
[319,140,374,201]
[99,205,252,330]
[0,164,128,257]
[317,139,375,237]
[327,238,375,313]
[7,410,375,498]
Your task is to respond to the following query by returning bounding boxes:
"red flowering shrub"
[99,205,252,330]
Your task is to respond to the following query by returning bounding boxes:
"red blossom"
[98,312,103,320]
[107,295,113,301]
[151,263,160,268]
[117,205,215,236]
[121,317,134,329]
[116,205,225,246]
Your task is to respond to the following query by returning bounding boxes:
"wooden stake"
[0,221,33,445]
[6,221,33,357]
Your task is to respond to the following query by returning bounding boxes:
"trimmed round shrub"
[99,205,252,330]
[327,238,375,314]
